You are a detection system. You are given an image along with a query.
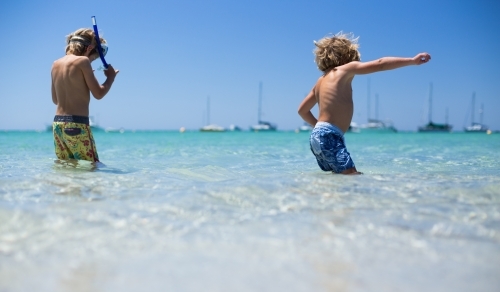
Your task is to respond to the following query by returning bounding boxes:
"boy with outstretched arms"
[298,32,431,174]
[51,28,119,163]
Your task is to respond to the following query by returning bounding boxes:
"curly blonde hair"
[65,28,106,59]
[313,32,360,72]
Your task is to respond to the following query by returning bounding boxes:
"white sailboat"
[250,82,277,131]
[296,122,313,132]
[200,96,226,132]
[347,122,361,133]
[360,79,397,133]
[360,119,397,133]
[228,124,242,131]
[464,92,489,133]
[418,83,452,132]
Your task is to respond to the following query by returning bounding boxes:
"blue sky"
[1,0,499,131]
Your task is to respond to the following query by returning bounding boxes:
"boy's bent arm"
[80,59,117,100]
[344,52,431,75]
[298,89,318,126]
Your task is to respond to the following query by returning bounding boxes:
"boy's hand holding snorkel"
[103,64,119,80]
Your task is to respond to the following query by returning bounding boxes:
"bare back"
[314,68,355,133]
[51,55,94,116]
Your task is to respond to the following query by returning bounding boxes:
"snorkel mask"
[100,43,108,57]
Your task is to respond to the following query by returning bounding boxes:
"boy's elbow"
[92,92,105,100]
[376,58,387,70]
[92,89,107,100]
[298,108,310,119]
[297,107,305,116]
[91,85,109,100]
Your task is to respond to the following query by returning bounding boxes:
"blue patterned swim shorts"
[310,122,355,173]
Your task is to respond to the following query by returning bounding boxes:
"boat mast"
[428,83,433,123]
[258,82,262,123]
[207,96,210,125]
[367,78,371,121]
[471,92,476,124]
[479,103,484,124]
[375,93,379,120]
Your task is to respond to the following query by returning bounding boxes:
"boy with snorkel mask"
[51,28,118,163]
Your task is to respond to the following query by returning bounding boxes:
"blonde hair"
[313,32,360,72]
[65,28,106,59]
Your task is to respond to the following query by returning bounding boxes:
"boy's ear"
[86,45,95,52]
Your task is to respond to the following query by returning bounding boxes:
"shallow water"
[1,131,499,291]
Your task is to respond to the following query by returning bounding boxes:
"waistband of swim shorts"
[313,121,344,136]
[54,115,89,125]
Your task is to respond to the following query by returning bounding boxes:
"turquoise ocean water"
[0,130,499,291]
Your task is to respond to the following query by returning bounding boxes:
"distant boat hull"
[250,126,276,132]
[229,125,242,131]
[295,123,313,132]
[360,127,397,133]
[419,83,453,133]
[250,121,277,132]
[105,127,125,133]
[464,93,489,133]
[464,123,489,133]
[347,122,360,133]
[200,124,226,132]
[252,83,277,132]
[359,119,397,133]
[418,122,452,132]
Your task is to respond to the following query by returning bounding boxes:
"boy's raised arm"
[343,52,431,75]
[80,59,117,100]
[298,88,318,126]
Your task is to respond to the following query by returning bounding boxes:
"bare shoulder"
[70,56,93,74]
[315,75,324,85]
[52,56,66,67]
[51,57,66,74]
[336,61,362,72]
[315,74,326,87]
[72,55,91,66]
[326,62,365,80]
[53,55,89,66]
[313,75,324,93]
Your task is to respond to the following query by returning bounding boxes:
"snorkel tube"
[91,16,109,69]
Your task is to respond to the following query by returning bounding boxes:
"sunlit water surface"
[0,131,499,291]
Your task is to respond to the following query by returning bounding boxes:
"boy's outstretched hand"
[413,53,431,65]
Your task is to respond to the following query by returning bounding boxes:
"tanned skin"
[51,45,119,116]
[298,53,431,174]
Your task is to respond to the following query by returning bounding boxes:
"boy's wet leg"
[341,167,362,175]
